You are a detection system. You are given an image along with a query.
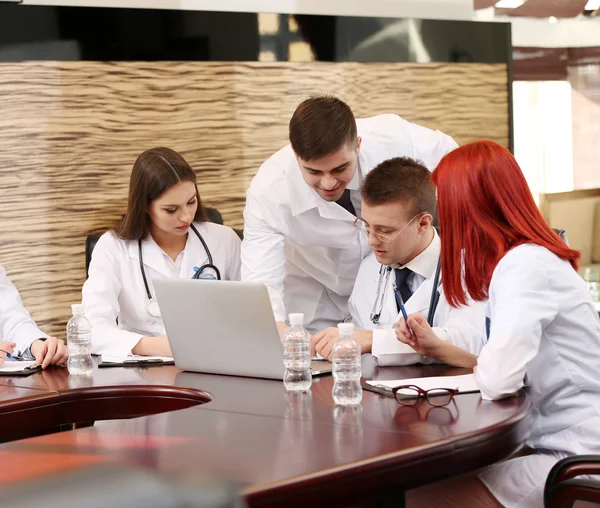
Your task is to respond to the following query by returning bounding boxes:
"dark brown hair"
[361,157,437,218]
[289,96,357,161]
[117,147,206,240]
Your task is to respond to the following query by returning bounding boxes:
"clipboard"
[0,361,43,376]
[98,355,175,368]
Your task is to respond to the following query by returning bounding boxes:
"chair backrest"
[553,228,568,245]
[85,206,238,278]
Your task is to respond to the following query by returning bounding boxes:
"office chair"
[0,464,246,508]
[544,455,600,507]
[85,207,242,278]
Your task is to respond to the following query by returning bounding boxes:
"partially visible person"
[311,157,485,363]
[0,265,68,368]
[82,147,241,358]
[398,140,600,508]
[242,95,458,337]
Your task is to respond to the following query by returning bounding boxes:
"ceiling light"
[549,16,558,23]
[495,0,525,8]
[584,0,600,10]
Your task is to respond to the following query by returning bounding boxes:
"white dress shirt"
[242,114,458,334]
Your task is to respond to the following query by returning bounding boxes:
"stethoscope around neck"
[369,257,441,327]
[139,223,221,317]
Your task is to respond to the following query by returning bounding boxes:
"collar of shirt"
[147,234,189,276]
[392,228,440,280]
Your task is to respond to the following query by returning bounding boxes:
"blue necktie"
[485,317,491,341]
[394,268,413,311]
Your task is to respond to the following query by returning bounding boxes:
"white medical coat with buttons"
[0,264,48,356]
[241,114,457,334]
[475,244,600,508]
[82,222,241,357]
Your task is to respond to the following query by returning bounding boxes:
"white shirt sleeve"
[475,253,557,400]
[0,264,48,356]
[241,190,287,322]
[408,121,458,170]
[372,328,423,366]
[82,234,144,357]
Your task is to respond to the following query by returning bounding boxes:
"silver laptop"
[153,279,332,380]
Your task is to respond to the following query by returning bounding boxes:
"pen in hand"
[392,284,415,338]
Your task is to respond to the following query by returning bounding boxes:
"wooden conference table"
[0,356,530,507]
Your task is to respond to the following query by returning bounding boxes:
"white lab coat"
[0,264,48,357]
[349,235,486,366]
[82,222,241,357]
[475,244,600,508]
[241,114,457,334]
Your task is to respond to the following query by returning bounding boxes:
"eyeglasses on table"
[391,384,457,407]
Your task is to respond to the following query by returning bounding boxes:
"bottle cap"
[71,304,85,315]
[337,323,354,336]
[288,313,304,326]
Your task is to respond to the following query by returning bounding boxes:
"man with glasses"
[242,96,457,336]
[311,157,486,364]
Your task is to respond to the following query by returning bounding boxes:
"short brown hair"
[117,147,206,240]
[361,157,436,218]
[289,96,357,161]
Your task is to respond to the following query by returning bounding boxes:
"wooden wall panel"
[0,61,508,336]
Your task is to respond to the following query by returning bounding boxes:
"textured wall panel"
[0,61,508,336]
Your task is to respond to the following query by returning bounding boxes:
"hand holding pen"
[392,284,415,338]
[0,341,17,365]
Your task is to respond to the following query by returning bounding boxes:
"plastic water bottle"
[66,304,93,376]
[283,313,312,392]
[332,323,362,406]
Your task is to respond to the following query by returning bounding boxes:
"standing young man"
[242,96,457,335]
[312,157,486,364]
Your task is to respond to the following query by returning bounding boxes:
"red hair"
[432,140,580,307]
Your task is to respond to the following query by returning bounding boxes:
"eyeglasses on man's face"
[353,212,425,243]
[391,384,457,407]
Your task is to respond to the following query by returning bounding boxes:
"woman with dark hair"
[397,140,600,507]
[82,147,241,357]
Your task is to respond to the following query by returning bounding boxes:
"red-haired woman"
[396,140,600,507]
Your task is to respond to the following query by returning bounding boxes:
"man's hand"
[31,337,68,369]
[0,341,16,366]
[311,328,373,361]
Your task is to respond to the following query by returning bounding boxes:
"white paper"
[101,355,173,364]
[366,373,479,393]
[0,360,38,372]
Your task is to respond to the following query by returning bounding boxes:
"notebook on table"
[364,373,480,397]
[0,361,42,376]
[98,355,175,368]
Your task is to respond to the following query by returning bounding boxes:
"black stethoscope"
[139,223,221,317]
[369,257,441,327]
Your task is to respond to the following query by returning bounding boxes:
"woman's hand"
[395,313,444,357]
[396,313,478,368]
[132,336,173,357]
